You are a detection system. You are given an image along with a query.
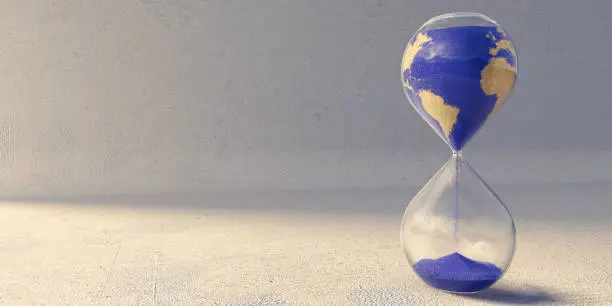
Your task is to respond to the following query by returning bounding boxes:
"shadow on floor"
[465,285,566,305]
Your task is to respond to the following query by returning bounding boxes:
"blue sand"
[402,25,517,151]
[413,252,502,293]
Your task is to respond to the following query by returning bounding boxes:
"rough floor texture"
[1,186,611,305]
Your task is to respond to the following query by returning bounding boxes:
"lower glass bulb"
[400,153,516,294]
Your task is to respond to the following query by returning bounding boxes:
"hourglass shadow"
[464,285,565,305]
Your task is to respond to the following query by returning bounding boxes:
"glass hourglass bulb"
[400,13,518,294]
[401,153,515,293]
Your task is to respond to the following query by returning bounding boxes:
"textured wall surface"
[1,0,611,196]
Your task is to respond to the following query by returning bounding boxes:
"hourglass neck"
[452,150,464,159]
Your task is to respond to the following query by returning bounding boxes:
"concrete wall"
[1,1,611,197]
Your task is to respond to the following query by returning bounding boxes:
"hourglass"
[400,13,518,294]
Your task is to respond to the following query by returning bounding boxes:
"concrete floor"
[1,186,612,305]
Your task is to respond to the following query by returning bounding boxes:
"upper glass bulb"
[401,12,518,151]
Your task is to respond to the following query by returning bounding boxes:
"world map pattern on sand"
[402,25,517,151]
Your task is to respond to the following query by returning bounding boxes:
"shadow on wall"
[2,181,612,224]
[0,188,415,215]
